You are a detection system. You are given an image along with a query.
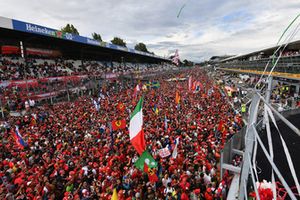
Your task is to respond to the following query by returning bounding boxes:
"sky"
[1,0,300,62]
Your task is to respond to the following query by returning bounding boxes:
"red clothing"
[181,192,189,200]
[204,192,213,200]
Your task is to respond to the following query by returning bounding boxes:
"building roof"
[220,40,300,63]
[0,16,170,62]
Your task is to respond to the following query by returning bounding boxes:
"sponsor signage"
[9,18,163,59]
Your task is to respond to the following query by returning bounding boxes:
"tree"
[183,59,189,65]
[111,37,126,47]
[61,24,79,35]
[92,33,102,42]
[134,42,148,53]
[183,59,194,66]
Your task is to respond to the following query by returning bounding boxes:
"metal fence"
[220,125,246,178]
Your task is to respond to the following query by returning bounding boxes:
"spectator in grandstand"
[0,54,175,81]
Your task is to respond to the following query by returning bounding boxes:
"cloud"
[1,0,300,62]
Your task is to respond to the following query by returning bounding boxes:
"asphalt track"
[256,113,300,197]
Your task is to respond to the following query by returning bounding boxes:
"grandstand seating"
[0,53,177,112]
[218,50,300,74]
[0,55,176,81]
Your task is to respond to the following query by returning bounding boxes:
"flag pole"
[109,122,114,152]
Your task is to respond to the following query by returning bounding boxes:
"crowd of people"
[0,54,177,114]
[0,76,95,113]
[0,55,176,81]
[0,67,243,200]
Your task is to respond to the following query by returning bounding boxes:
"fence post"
[0,97,4,118]
[263,76,273,127]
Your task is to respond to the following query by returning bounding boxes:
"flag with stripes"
[129,97,146,154]
[172,50,180,66]
[14,126,28,149]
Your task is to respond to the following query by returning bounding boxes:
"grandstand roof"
[220,39,300,63]
[0,16,170,63]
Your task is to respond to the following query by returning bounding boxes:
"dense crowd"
[0,77,95,112]
[0,55,176,81]
[0,68,243,199]
[0,54,177,114]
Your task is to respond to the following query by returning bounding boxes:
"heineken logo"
[25,23,73,40]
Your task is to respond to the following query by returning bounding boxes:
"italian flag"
[129,97,146,154]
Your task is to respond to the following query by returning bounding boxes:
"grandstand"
[216,40,300,79]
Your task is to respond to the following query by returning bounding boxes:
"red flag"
[188,76,192,91]
[117,102,125,112]
[144,163,158,183]
[217,120,224,132]
[30,116,36,127]
[217,120,227,135]
[112,119,126,131]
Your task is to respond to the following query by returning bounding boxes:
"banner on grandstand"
[0,79,39,88]
[0,75,89,88]
[39,75,88,83]
[103,73,119,79]
[33,92,57,100]
[26,47,61,57]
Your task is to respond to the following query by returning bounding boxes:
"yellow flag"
[111,188,118,200]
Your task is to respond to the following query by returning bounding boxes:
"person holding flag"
[134,151,158,183]
[116,102,126,112]
[153,104,159,115]
[133,84,140,98]
[164,115,168,130]
[129,97,146,155]
[172,138,180,159]
[172,50,180,66]
[92,97,101,112]
[175,91,181,110]
[111,188,118,200]
[111,119,126,131]
[188,75,192,91]
[13,126,28,149]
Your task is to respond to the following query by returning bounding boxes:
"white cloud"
[1,0,300,62]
